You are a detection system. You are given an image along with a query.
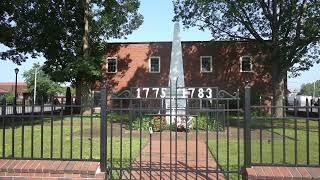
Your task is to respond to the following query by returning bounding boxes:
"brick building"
[0,82,28,97]
[97,41,278,104]
[0,82,29,104]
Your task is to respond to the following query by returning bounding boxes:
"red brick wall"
[100,41,275,100]
[101,42,171,93]
[181,41,273,99]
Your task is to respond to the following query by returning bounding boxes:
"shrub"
[4,93,15,105]
[132,115,167,132]
[167,122,177,131]
[132,116,151,130]
[195,114,224,131]
[151,116,167,132]
[131,114,224,132]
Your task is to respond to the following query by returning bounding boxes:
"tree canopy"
[0,0,28,64]
[1,0,143,106]
[23,64,64,104]
[174,0,320,74]
[0,0,143,83]
[300,80,320,97]
[174,0,320,116]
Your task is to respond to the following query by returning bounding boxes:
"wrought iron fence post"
[41,96,44,113]
[100,81,107,172]
[244,84,251,167]
[1,98,6,115]
[22,96,25,114]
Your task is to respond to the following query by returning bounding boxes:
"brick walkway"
[121,133,225,180]
[0,160,106,179]
[245,166,320,179]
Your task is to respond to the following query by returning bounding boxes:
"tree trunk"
[65,87,72,113]
[75,0,90,111]
[271,60,286,118]
[75,80,82,113]
[82,0,90,57]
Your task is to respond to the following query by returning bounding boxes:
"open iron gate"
[99,83,243,180]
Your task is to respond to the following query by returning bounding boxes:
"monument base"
[165,109,194,130]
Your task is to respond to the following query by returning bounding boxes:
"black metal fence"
[0,83,319,180]
[99,82,243,179]
[0,102,100,162]
[245,85,320,167]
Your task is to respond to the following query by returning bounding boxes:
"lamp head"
[14,68,19,74]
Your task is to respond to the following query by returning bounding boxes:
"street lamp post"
[14,68,19,114]
[33,67,38,105]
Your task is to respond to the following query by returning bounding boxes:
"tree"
[3,93,14,105]
[174,0,320,117]
[0,0,143,105]
[23,64,64,104]
[0,0,28,64]
[66,87,72,106]
[300,80,320,97]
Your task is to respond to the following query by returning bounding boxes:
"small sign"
[148,127,153,134]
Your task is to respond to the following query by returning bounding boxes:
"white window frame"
[106,57,117,73]
[240,56,253,72]
[200,56,213,73]
[149,56,161,73]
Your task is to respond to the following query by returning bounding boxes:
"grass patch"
[209,123,320,180]
[106,137,147,179]
[0,116,147,178]
[208,139,243,180]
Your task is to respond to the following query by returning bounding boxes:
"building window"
[107,58,117,73]
[240,56,253,72]
[149,56,160,73]
[200,56,212,72]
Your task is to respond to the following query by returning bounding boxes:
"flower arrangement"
[151,115,167,132]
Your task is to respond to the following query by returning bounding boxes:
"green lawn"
[209,118,320,180]
[0,116,146,178]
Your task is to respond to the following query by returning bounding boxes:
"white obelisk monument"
[166,22,187,126]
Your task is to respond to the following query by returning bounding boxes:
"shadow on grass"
[208,127,320,179]
[0,109,91,129]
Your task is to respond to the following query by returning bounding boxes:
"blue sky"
[0,0,319,90]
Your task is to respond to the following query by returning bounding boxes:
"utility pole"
[33,66,38,105]
[313,81,316,98]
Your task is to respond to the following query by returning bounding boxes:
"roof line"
[107,40,268,44]
[0,82,27,85]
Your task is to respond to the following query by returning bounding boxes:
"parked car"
[287,95,313,106]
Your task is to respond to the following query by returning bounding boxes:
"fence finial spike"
[101,79,106,88]
[245,81,250,88]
